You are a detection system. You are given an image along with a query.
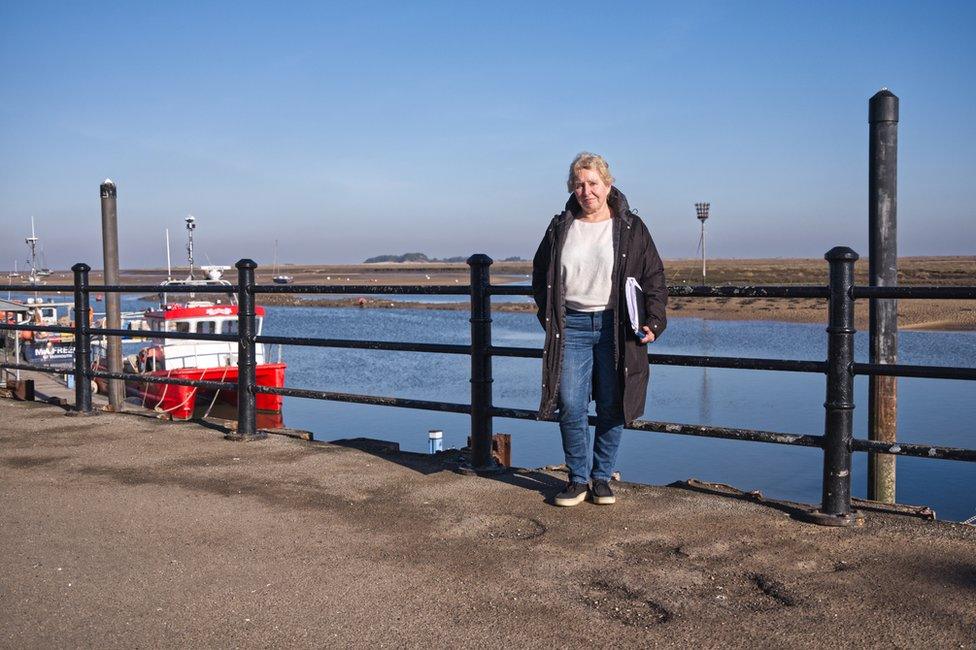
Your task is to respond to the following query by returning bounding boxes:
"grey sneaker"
[554,482,588,507]
[591,479,616,505]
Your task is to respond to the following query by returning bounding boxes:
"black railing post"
[466,254,501,473]
[808,247,862,526]
[69,262,94,416]
[227,259,265,441]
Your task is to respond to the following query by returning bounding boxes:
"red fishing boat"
[94,299,286,420]
[93,216,286,421]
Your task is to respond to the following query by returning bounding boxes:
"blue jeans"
[558,309,624,484]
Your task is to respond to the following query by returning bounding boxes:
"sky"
[1,1,974,270]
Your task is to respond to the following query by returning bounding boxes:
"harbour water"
[265,305,976,521]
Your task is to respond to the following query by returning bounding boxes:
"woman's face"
[572,168,611,216]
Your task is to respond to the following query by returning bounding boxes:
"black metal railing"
[2,247,975,526]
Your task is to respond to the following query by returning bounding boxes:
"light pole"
[695,202,710,284]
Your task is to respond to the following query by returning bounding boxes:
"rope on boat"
[201,364,232,420]
[152,370,175,411]
[157,368,207,415]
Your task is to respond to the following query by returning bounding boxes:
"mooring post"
[70,263,94,415]
[227,259,264,441]
[868,89,899,503]
[99,179,125,412]
[810,247,860,526]
[466,254,500,472]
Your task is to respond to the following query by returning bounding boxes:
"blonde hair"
[567,152,614,192]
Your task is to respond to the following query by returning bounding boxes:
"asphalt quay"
[1,397,974,648]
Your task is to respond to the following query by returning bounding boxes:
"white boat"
[272,239,293,285]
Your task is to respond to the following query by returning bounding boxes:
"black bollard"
[99,179,125,412]
[465,254,501,473]
[227,259,265,441]
[868,89,899,503]
[69,263,94,416]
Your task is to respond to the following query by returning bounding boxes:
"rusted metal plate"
[9,380,35,402]
[492,433,511,467]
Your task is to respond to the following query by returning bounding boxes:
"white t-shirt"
[561,218,613,312]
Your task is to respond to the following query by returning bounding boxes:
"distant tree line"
[364,253,525,263]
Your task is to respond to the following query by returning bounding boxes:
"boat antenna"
[184,214,196,280]
[165,228,172,281]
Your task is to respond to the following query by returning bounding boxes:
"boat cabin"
[144,303,265,337]
[135,302,270,372]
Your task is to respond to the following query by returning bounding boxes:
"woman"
[532,152,667,507]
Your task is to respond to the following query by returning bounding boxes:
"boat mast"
[25,216,40,286]
[184,215,196,280]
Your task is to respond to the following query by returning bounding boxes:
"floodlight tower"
[185,215,197,280]
[695,202,710,284]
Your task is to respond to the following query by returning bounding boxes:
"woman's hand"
[639,326,655,344]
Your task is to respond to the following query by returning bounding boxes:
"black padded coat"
[532,187,667,424]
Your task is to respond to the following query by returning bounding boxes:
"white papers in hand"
[625,277,645,335]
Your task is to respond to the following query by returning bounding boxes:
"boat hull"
[95,362,286,421]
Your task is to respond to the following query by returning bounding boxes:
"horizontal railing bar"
[853,362,976,381]
[87,327,237,343]
[487,345,542,359]
[488,285,533,296]
[0,361,68,374]
[0,284,75,293]
[852,438,976,462]
[487,345,827,373]
[626,419,826,447]
[254,385,472,413]
[488,285,832,298]
[255,335,470,355]
[649,354,826,373]
[669,285,830,298]
[252,284,470,295]
[0,323,76,335]
[98,285,237,294]
[487,406,546,420]
[87,369,236,391]
[489,405,826,448]
[853,286,976,300]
